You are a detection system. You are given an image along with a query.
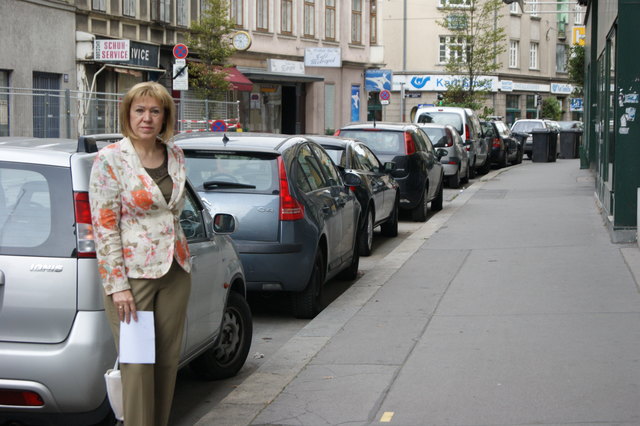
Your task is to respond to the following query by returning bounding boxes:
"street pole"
[400,82,406,122]
[403,0,407,71]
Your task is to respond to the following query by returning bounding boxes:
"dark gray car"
[177,132,362,319]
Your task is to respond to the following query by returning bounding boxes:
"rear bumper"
[0,311,115,425]
[394,174,424,210]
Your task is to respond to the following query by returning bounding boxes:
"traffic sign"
[173,44,188,59]
[379,89,391,105]
[210,120,228,132]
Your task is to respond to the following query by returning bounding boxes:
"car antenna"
[222,133,229,146]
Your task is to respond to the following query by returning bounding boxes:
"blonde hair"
[119,82,176,142]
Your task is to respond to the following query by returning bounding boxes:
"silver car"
[0,135,252,425]
[418,123,470,188]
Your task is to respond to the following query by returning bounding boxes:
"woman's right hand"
[112,290,138,324]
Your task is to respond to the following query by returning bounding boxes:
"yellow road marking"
[380,411,394,422]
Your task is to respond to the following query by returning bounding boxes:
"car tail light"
[493,137,501,148]
[334,129,341,136]
[0,390,44,406]
[404,132,416,155]
[445,134,453,147]
[74,192,96,258]
[277,157,304,221]
[465,124,471,141]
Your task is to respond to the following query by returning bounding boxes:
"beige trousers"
[105,260,191,426]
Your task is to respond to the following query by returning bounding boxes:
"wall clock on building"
[232,31,252,51]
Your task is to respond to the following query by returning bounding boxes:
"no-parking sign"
[210,120,228,132]
[379,89,391,105]
[173,44,188,59]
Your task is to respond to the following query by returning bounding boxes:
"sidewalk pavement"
[198,159,640,426]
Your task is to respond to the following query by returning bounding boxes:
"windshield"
[420,127,447,147]
[416,112,463,135]
[338,130,405,155]
[184,152,278,193]
[511,121,544,133]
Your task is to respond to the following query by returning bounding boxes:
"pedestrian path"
[198,159,640,426]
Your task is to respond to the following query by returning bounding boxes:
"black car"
[335,122,445,222]
[481,119,523,167]
[311,135,400,256]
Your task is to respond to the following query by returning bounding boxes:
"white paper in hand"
[119,311,155,364]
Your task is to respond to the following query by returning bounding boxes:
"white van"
[413,105,490,176]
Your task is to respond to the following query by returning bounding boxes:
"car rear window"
[0,162,76,257]
[338,130,405,155]
[184,151,279,193]
[420,127,447,147]
[416,112,463,135]
[512,121,543,133]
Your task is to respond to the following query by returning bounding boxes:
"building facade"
[380,0,585,126]
[582,0,640,242]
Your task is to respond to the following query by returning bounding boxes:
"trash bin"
[559,129,582,159]
[531,128,557,162]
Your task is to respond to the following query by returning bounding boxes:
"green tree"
[438,0,506,109]
[567,44,585,96]
[186,0,236,98]
[541,97,562,120]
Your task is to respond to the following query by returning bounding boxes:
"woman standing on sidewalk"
[89,81,191,426]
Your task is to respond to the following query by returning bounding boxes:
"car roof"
[307,135,360,149]
[0,137,79,167]
[340,122,420,131]
[175,132,297,154]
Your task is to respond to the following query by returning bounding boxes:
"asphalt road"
[170,179,475,426]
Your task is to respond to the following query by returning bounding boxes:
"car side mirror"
[213,213,236,234]
[383,162,396,173]
[343,171,362,187]
[436,148,448,159]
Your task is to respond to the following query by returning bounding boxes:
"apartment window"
[509,40,519,68]
[351,0,362,44]
[92,0,106,12]
[257,0,269,31]
[0,70,9,136]
[509,2,520,14]
[157,0,171,23]
[556,43,568,72]
[574,5,584,24]
[439,35,469,63]
[325,0,336,40]
[230,0,243,27]
[370,1,377,44]
[529,42,539,69]
[438,0,471,7]
[123,0,135,17]
[281,0,293,34]
[177,0,188,26]
[529,0,538,17]
[304,0,315,37]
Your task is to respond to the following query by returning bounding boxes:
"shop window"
[525,94,537,119]
[506,94,520,126]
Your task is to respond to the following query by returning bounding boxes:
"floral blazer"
[89,137,191,295]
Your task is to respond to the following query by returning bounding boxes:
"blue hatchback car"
[177,133,362,318]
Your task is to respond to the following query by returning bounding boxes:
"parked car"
[557,120,584,131]
[510,119,560,159]
[413,105,490,175]
[177,132,362,319]
[418,123,470,188]
[480,119,523,167]
[311,135,400,256]
[335,122,445,222]
[0,135,252,426]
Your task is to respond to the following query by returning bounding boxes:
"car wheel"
[461,162,470,184]
[469,157,477,178]
[480,157,491,174]
[358,208,374,256]
[517,148,524,164]
[411,186,429,222]
[292,250,325,319]
[380,196,399,237]
[431,179,444,212]
[190,291,253,380]
[338,236,360,281]
[448,170,460,188]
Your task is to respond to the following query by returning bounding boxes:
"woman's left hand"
[112,289,138,324]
